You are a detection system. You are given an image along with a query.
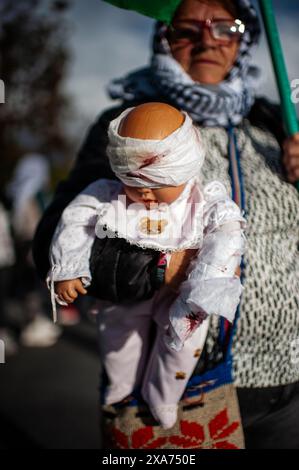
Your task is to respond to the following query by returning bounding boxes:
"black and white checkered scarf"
[108,0,261,127]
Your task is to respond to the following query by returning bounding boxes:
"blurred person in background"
[0,196,17,356]
[33,0,299,448]
[7,153,62,347]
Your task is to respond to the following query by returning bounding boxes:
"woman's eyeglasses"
[168,19,246,45]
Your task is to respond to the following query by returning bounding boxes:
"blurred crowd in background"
[0,0,79,360]
[0,152,94,358]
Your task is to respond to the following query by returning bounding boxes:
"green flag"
[103,0,181,24]
[259,0,299,191]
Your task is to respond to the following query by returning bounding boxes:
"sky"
[63,0,299,136]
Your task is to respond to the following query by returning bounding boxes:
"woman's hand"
[55,278,87,303]
[282,133,299,183]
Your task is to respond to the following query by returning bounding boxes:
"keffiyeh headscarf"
[108,0,261,127]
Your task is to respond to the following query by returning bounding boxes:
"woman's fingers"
[284,157,299,182]
[288,168,299,183]
[283,133,299,182]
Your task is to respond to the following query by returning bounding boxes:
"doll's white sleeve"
[166,181,246,351]
[47,179,112,321]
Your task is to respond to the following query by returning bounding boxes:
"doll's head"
[118,102,184,139]
[118,103,186,207]
[107,102,205,208]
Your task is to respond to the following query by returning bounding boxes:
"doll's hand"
[55,279,87,303]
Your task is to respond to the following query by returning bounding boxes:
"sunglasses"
[168,18,246,45]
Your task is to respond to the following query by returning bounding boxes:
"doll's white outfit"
[48,177,245,428]
[48,109,246,429]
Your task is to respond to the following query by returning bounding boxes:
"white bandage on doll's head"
[107,108,205,188]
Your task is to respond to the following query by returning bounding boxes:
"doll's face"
[124,184,186,209]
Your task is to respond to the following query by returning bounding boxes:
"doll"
[48,102,246,429]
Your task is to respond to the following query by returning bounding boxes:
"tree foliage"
[0,0,72,186]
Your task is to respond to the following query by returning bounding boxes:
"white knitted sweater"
[199,120,299,388]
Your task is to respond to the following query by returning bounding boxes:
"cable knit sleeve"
[46,179,113,321]
[166,181,246,351]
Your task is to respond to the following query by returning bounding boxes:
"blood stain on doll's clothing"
[186,312,202,335]
[193,348,202,358]
[175,371,186,380]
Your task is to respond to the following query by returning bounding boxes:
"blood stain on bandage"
[139,155,160,169]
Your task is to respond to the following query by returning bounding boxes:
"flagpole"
[259,0,299,191]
